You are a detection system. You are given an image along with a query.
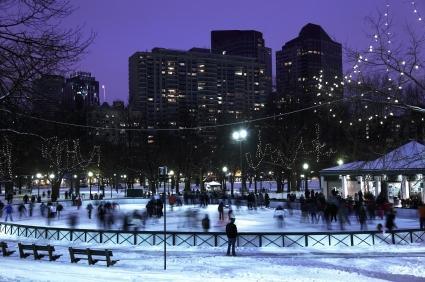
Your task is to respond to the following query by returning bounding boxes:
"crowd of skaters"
[5,186,425,235]
[276,188,398,232]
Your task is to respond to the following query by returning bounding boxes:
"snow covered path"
[1,236,425,282]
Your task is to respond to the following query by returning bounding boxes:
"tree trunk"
[51,180,61,202]
[185,177,191,192]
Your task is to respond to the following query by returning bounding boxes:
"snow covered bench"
[68,247,118,267]
[18,243,62,261]
[0,242,15,257]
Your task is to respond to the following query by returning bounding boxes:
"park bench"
[0,241,15,257]
[68,247,118,267]
[18,243,62,261]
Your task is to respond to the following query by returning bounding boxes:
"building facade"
[32,74,66,119]
[211,30,272,92]
[65,72,100,110]
[129,47,268,129]
[276,23,343,105]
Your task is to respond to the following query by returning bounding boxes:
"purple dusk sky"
[63,0,423,104]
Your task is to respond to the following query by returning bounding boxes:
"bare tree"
[41,137,99,201]
[245,131,272,193]
[0,0,94,108]
[346,8,425,113]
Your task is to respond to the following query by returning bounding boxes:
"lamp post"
[88,171,93,199]
[222,166,228,193]
[123,174,127,197]
[232,129,247,195]
[72,174,78,195]
[168,170,174,194]
[302,163,309,192]
[36,173,42,197]
[337,159,344,166]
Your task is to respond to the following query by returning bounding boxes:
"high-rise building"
[32,74,65,118]
[276,23,342,104]
[129,47,268,129]
[211,30,272,92]
[64,71,100,110]
[87,100,128,145]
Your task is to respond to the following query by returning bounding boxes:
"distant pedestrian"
[87,203,93,219]
[218,201,224,220]
[225,217,238,256]
[29,202,34,217]
[385,209,397,232]
[264,193,270,208]
[201,214,210,232]
[40,202,46,217]
[418,204,425,229]
[18,203,27,218]
[358,205,367,231]
[56,203,63,219]
[4,203,13,221]
[0,200,4,218]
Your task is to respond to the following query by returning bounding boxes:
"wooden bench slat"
[68,247,118,267]
[18,243,61,261]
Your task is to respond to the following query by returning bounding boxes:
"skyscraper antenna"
[101,85,106,102]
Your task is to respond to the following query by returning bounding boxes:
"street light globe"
[73,174,78,179]
[239,129,247,139]
[302,163,309,170]
[222,166,228,173]
[88,171,94,177]
[123,174,127,179]
[337,159,344,166]
[36,173,42,179]
[169,170,174,176]
[49,173,55,179]
[232,131,240,140]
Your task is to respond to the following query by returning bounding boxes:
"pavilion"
[319,141,425,202]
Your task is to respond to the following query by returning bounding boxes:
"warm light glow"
[49,173,55,179]
[302,163,309,170]
[88,171,94,177]
[73,174,77,179]
[337,159,344,166]
[36,173,42,179]
[222,166,228,173]
[168,170,174,176]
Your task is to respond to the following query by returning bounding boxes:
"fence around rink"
[1,222,425,247]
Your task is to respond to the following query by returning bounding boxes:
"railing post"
[350,234,354,246]
[392,232,395,244]
[305,235,308,247]
[215,234,217,247]
[259,235,262,247]
[134,233,137,245]
[70,230,73,242]
[99,231,103,243]
[410,231,413,243]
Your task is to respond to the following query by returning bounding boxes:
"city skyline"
[63,0,420,103]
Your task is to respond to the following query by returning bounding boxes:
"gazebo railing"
[1,222,424,247]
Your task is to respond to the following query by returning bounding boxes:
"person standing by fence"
[226,217,238,256]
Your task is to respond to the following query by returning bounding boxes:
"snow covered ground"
[1,201,425,281]
[0,235,425,282]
